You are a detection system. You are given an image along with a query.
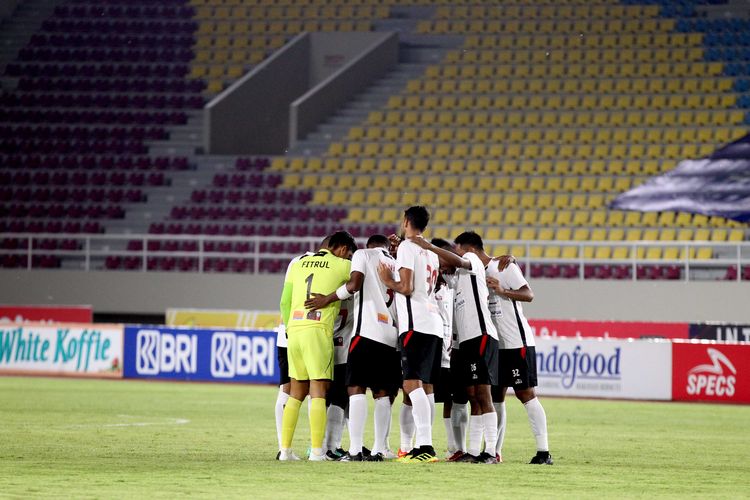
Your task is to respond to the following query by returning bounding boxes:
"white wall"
[1,270,749,322]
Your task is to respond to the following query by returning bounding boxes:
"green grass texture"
[1,376,748,499]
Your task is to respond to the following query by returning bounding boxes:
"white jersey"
[435,285,454,368]
[486,261,534,349]
[277,252,314,348]
[333,297,354,365]
[350,248,399,348]
[450,252,498,344]
[394,240,443,337]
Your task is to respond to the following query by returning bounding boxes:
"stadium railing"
[1,232,749,281]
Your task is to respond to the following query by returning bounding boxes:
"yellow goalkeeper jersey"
[282,249,351,333]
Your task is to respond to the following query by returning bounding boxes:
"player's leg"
[369,342,399,461]
[475,338,499,464]
[323,363,347,459]
[275,347,291,457]
[435,367,457,457]
[448,349,469,461]
[399,332,440,462]
[511,346,552,465]
[302,327,334,461]
[398,390,414,457]
[492,385,508,461]
[279,331,309,461]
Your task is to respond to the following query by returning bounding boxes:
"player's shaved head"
[366,234,389,249]
[454,231,484,251]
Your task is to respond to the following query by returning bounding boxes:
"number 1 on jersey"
[305,273,314,301]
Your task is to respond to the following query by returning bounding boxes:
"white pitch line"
[65,416,189,429]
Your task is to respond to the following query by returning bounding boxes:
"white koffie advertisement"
[534,337,672,400]
[0,323,123,377]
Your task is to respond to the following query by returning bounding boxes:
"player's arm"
[304,271,364,310]
[378,263,412,295]
[492,254,517,271]
[486,277,534,302]
[408,236,471,270]
[279,280,293,325]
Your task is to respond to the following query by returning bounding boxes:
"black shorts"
[498,346,538,389]
[457,335,499,387]
[399,331,441,384]
[326,363,349,409]
[346,336,401,395]
[449,349,469,404]
[277,346,290,385]
[433,367,452,403]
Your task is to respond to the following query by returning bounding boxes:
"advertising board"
[672,341,750,404]
[0,305,93,324]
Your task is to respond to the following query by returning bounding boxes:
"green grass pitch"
[1,376,749,499]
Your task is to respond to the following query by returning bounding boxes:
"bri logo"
[686,348,736,397]
[136,330,197,375]
[210,332,275,378]
[537,345,621,389]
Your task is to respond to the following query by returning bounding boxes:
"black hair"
[454,231,484,251]
[366,234,389,249]
[431,238,453,250]
[404,206,430,231]
[320,235,331,248]
[328,231,357,253]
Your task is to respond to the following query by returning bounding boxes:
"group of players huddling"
[275,206,552,464]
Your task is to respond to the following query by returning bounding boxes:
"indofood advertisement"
[0,323,123,377]
[534,337,672,400]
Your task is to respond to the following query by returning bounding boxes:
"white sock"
[399,404,415,451]
[384,400,393,452]
[324,404,345,452]
[348,394,367,455]
[410,388,433,448]
[275,389,289,450]
[481,411,498,456]
[444,417,457,453]
[524,397,549,452]
[427,392,436,425]
[494,402,506,456]
[468,415,484,457]
[451,403,468,452]
[373,397,391,454]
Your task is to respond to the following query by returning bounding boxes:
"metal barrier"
[1,232,749,280]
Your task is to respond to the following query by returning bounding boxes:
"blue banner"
[610,134,750,222]
[123,326,278,383]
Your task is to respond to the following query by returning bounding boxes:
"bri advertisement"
[0,323,122,377]
[534,337,672,400]
[123,326,278,383]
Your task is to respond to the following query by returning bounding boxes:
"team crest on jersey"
[377,313,389,324]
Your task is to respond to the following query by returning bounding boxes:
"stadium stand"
[0,0,748,277]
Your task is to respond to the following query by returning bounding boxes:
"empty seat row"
[328,140,714,161]
[194,35,286,50]
[423,62,723,80]
[365,109,745,128]
[0,171,166,187]
[212,173,282,188]
[444,48,704,65]
[464,33,702,50]
[480,245,714,261]
[417,18,677,35]
[147,221,394,239]
[18,47,193,64]
[0,154,189,170]
[5,62,191,79]
[1,187,144,203]
[0,109,188,126]
[0,220,102,233]
[274,157,671,177]
[18,77,205,94]
[2,238,81,251]
[437,3,659,19]
[0,125,168,141]
[193,4,387,19]
[195,19,370,35]
[386,93,735,112]
[189,64,251,80]
[169,205,346,222]
[30,34,194,49]
[0,93,201,110]
[2,204,127,219]
[404,77,733,95]
[347,126,742,146]
[53,5,194,19]
[190,189,311,205]
[41,19,196,35]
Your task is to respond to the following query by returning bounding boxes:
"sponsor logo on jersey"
[292,311,304,320]
[136,329,197,375]
[686,348,736,398]
[377,313,389,324]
